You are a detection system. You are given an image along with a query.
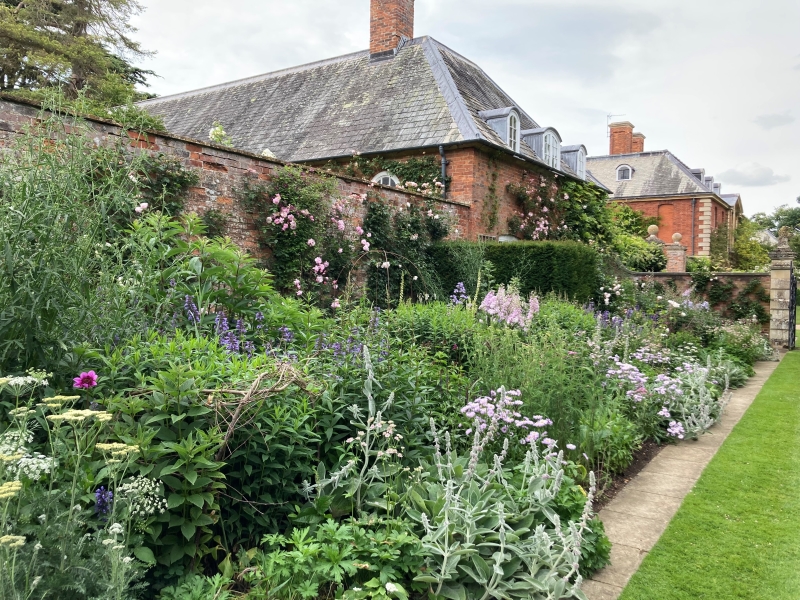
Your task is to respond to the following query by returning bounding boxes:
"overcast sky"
[130,0,799,216]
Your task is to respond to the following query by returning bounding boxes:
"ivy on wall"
[691,272,770,324]
[323,155,449,197]
[506,172,613,245]
[482,155,500,231]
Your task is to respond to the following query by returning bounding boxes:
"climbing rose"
[307,239,316,247]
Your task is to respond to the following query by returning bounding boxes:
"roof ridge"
[139,48,371,105]
[419,37,481,141]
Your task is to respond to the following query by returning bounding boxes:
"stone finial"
[672,232,683,244]
[645,225,663,245]
[778,226,792,248]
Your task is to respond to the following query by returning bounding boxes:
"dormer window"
[372,171,400,188]
[543,132,560,169]
[561,145,587,180]
[521,127,563,171]
[508,112,520,152]
[617,165,633,181]
[478,107,522,151]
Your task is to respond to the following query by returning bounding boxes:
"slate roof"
[586,151,723,200]
[139,37,565,169]
[720,193,741,207]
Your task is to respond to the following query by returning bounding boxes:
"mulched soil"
[593,440,664,511]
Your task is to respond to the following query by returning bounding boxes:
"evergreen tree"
[0,0,154,106]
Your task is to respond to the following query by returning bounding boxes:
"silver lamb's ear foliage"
[362,346,376,417]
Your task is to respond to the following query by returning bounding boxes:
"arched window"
[617,165,633,181]
[576,150,586,180]
[508,112,520,152]
[372,171,400,188]
[543,132,560,169]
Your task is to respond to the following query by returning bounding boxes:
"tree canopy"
[0,0,154,106]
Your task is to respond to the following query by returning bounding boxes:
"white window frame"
[508,112,520,152]
[372,171,400,188]
[543,132,560,169]
[617,165,633,181]
[576,150,586,180]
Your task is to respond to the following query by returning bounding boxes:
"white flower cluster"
[119,476,168,518]
[0,430,55,481]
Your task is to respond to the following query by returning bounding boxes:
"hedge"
[428,241,600,302]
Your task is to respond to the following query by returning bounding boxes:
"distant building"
[138,0,600,241]
[753,229,779,247]
[587,122,744,257]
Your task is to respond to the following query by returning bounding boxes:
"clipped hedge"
[429,240,600,302]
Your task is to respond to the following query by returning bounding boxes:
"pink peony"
[73,371,98,389]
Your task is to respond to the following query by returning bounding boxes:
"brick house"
[139,0,602,242]
[586,122,744,257]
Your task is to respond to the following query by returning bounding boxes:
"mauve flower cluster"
[479,286,540,331]
[264,194,315,233]
[606,357,648,403]
[461,388,552,446]
[631,346,672,365]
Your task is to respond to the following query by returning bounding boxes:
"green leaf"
[187,494,204,508]
[167,493,185,509]
[133,546,156,564]
[181,522,197,540]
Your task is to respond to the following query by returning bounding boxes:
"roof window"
[617,165,633,181]
[478,107,522,151]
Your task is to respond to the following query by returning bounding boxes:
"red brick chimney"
[609,122,634,155]
[631,133,645,153]
[370,0,415,57]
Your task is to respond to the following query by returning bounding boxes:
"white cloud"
[753,113,795,130]
[717,164,791,187]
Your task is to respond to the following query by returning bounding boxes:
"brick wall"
[631,271,770,329]
[620,196,733,257]
[312,145,564,242]
[0,96,471,256]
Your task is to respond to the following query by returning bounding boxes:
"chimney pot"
[370,0,415,58]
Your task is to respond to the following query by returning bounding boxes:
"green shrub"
[612,233,667,272]
[429,240,600,302]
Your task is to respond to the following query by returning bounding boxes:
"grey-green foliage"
[0,106,146,375]
[408,422,593,600]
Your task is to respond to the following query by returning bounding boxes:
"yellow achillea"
[46,409,96,423]
[96,443,139,459]
[0,535,26,549]
[0,453,25,462]
[0,481,23,499]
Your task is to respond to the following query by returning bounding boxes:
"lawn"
[619,351,800,600]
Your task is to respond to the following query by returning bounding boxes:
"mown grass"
[619,352,800,600]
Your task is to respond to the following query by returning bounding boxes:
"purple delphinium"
[450,282,469,305]
[184,295,201,324]
[95,487,113,516]
[278,326,294,344]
